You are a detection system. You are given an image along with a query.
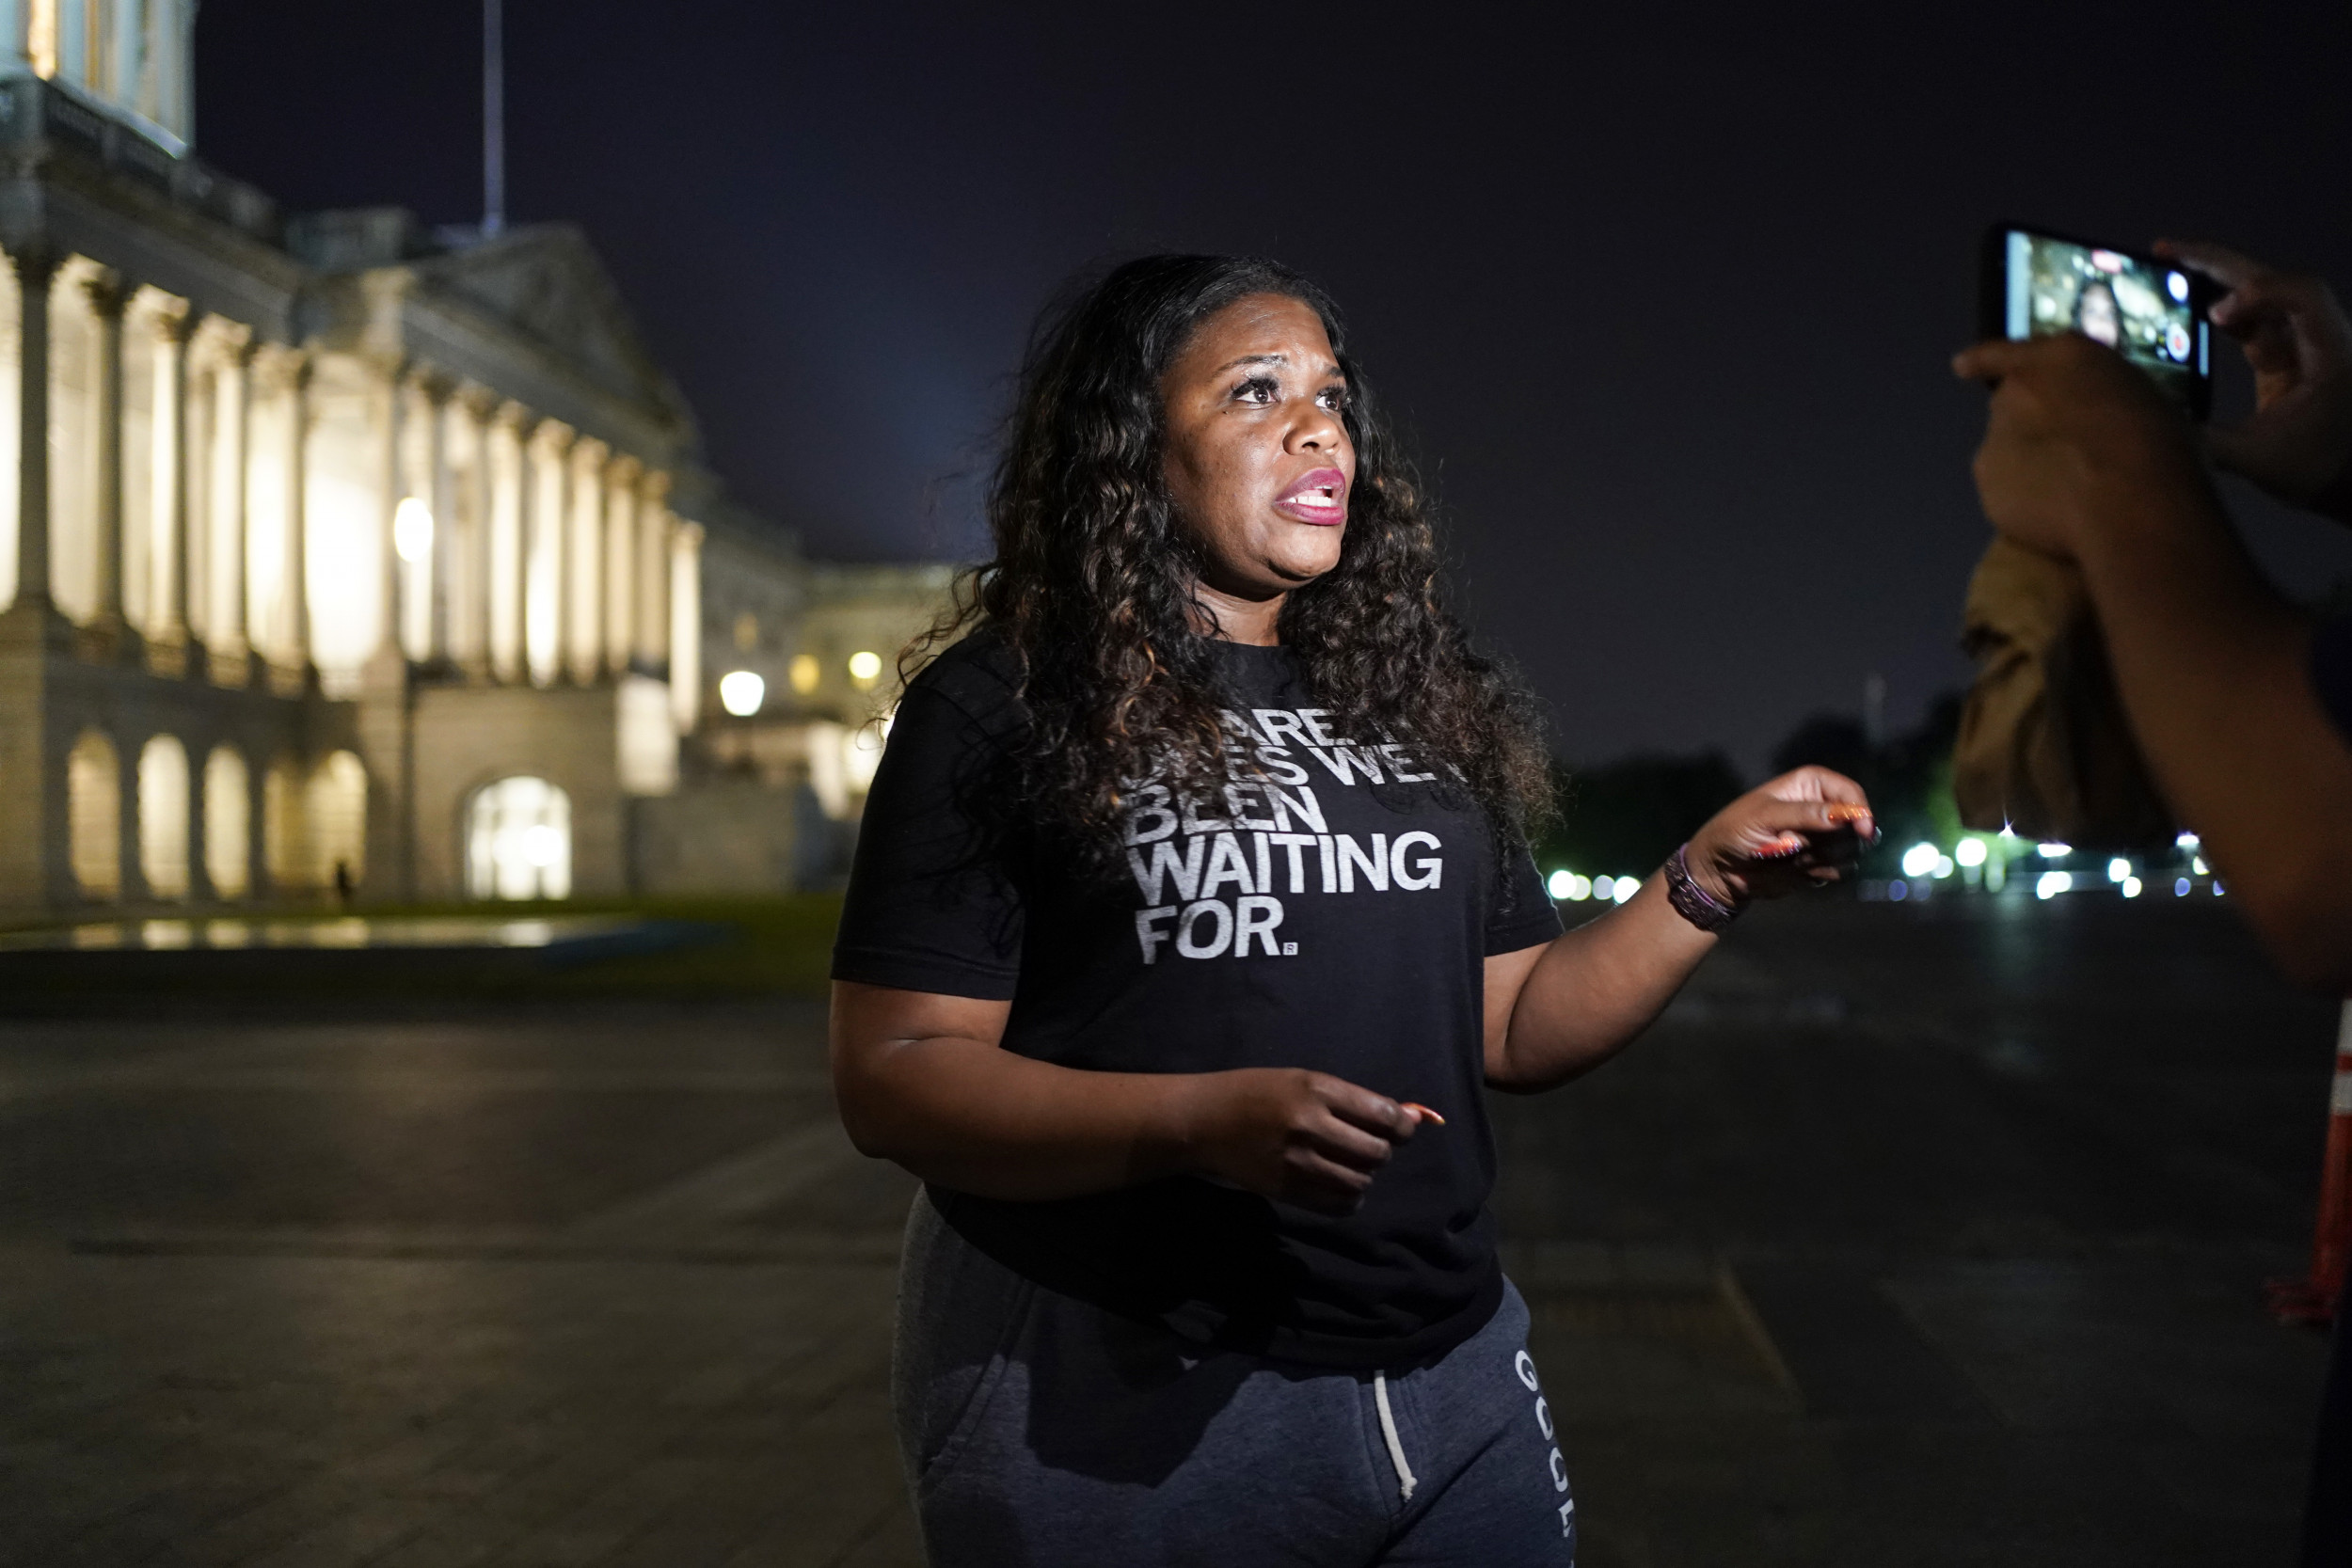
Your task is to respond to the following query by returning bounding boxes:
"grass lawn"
[0,894,849,1007]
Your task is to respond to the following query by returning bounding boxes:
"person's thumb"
[1953,339,2032,383]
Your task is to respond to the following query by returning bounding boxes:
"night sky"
[194,3,2352,774]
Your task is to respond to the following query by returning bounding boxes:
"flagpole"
[483,0,505,237]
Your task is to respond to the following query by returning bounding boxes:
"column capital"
[606,451,644,486]
[567,434,610,468]
[249,341,311,394]
[188,314,254,368]
[7,242,61,291]
[400,365,456,404]
[529,417,575,456]
[638,467,673,505]
[452,382,500,422]
[135,291,195,342]
[492,398,535,436]
[359,348,411,388]
[77,267,127,317]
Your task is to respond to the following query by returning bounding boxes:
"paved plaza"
[0,896,2339,1565]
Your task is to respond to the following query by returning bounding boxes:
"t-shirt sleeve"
[2312,611,2352,747]
[1485,841,1564,955]
[832,670,1025,999]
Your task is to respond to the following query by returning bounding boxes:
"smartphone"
[1978,224,2213,419]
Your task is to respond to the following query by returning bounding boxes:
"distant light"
[2167,271,2190,303]
[718,670,766,717]
[2106,857,2131,883]
[2174,877,2191,896]
[1933,856,1955,879]
[848,650,883,687]
[2037,842,2071,859]
[1954,837,1988,868]
[1889,879,1909,901]
[2122,877,2143,898]
[392,497,434,563]
[788,654,820,694]
[2192,856,2209,876]
[2176,832,2201,850]
[1999,826,2019,840]
[1547,870,1573,901]
[524,823,563,868]
[1563,873,1592,902]
[1900,842,1940,879]
[2036,870,2073,900]
[1613,877,1640,904]
[1591,875,1615,902]
[2213,880,2226,897]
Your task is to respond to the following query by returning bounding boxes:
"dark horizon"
[193,2,2352,774]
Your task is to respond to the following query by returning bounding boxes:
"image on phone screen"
[1993,228,2208,413]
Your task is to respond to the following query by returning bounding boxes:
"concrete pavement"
[0,895,2336,1565]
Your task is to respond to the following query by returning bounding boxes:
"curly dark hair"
[911,253,1553,863]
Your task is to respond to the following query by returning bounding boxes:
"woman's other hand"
[1177,1069,1421,1215]
[1683,767,1874,908]
[2158,240,2352,522]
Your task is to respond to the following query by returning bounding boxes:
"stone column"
[603,453,639,673]
[145,295,193,669]
[368,358,406,667]
[184,727,215,905]
[486,401,529,684]
[634,467,671,673]
[669,518,702,734]
[8,245,56,617]
[86,273,126,639]
[245,346,285,664]
[115,729,146,906]
[414,376,450,663]
[197,318,251,676]
[446,389,494,678]
[262,347,313,691]
[526,419,571,687]
[565,435,605,684]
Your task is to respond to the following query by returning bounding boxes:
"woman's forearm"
[834,1028,1206,1201]
[1491,871,1714,1092]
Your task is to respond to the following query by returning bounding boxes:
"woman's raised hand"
[1683,766,1875,909]
[1176,1069,1423,1215]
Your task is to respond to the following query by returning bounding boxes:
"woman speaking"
[831,255,1871,1566]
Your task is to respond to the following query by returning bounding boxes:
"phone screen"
[1992,228,2209,414]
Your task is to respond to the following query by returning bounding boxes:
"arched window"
[307,751,366,894]
[466,777,571,901]
[137,734,189,899]
[204,745,249,899]
[67,729,120,900]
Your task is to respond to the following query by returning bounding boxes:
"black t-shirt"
[834,628,1562,1370]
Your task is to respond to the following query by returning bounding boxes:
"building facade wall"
[0,75,949,918]
[408,684,627,903]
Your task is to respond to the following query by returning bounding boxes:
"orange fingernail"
[1401,1101,1446,1126]
[1824,804,1871,823]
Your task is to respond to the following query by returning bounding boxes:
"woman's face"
[1160,293,1356,610]
[2077,283,2122,347]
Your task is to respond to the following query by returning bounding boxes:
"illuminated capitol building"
[0,4,946,917]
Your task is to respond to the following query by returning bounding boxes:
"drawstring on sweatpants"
[1372,1370,1417,1501]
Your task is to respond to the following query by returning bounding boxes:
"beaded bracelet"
[1664,843,1741,934]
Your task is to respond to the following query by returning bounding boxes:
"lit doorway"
[465,776,571,900]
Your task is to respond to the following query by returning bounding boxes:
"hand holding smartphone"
[1979,224,2215,420]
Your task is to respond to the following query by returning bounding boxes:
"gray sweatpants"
[894,1191,1578,1567]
